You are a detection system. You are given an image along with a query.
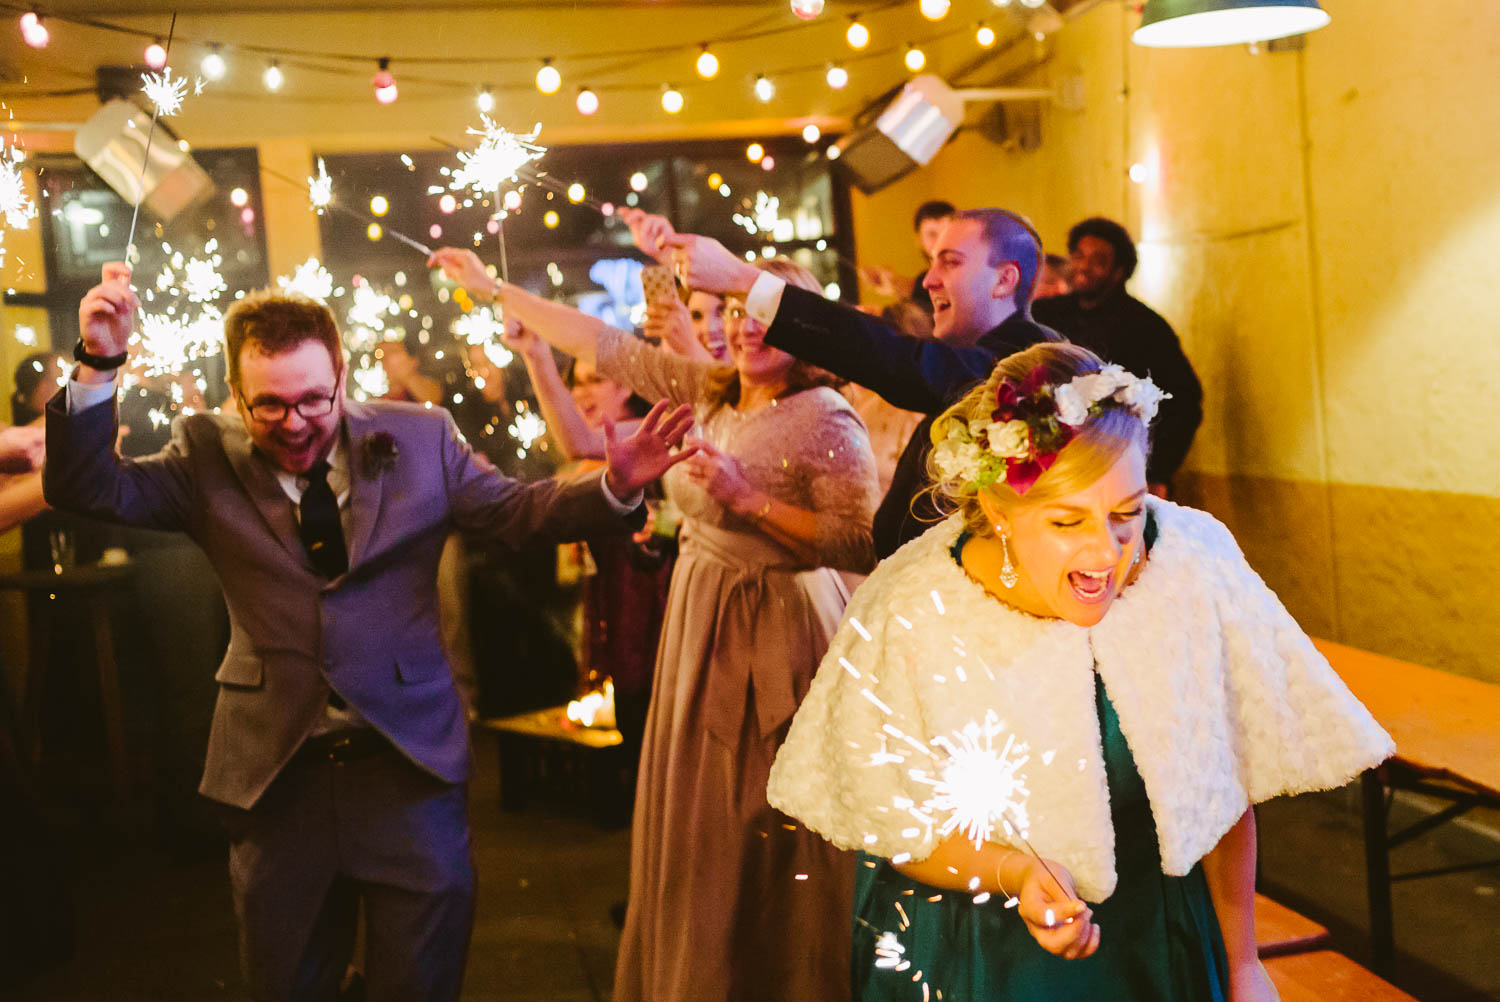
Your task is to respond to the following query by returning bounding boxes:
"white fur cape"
[766,499,1393,902]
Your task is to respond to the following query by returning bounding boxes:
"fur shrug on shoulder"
[766,499,1393,901]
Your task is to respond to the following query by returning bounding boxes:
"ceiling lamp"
[477,87,494,113]
[536,58,561,94]
[790,0,825,20]
[920,0,951,20]
[905,46,927,71]
[661,86,684,114]
[144,39,168,70]
[575,87,599,115]
[372,58,398,105]
[1133,0,1329,47]
[19,12,49,49]
[826,64,849,89]
[263,60,284,91]
[754,74,775,102]
[976,23,997,47]
[846,17,869,49]
[695,45,719,79]
[201,45,227,80]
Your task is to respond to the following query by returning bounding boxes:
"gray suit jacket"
[45,393,628,808]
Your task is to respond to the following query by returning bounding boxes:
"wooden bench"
[476,705,631,829]
[1264,951,1419,1001]
[1254,893,1329,958]
[1315,638,1500,979]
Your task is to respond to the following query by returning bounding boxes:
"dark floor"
[7,728,1498,1001]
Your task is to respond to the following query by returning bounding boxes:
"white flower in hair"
[1053,384,1090,428]
[1119,377,1168,422]
[985,419,1032,459]
[1070,365,1131,409]
[933,437,986,485]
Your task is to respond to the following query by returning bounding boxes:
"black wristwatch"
[73,339,129,370]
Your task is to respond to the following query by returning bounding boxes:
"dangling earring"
[997,528,1019,589]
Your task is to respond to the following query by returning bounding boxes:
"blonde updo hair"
[702,256,841,407]
[925,342,1151,537]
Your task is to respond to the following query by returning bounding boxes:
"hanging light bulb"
[826,144,842,161]
[200,45,226,80]
[567,183,586,203]
[477,87,495,113]
[846,17,869,49]
[695,45,719,79]
[536,58,561,95]
[144,38,168,70]
[575,87,599,115]
[905,45,927,71]
[372,58,398,105]
[630,172,649,192]
[19,12,48,48]
[370,195,389,216]
[761,155,776,172]
[754,74,775,102]
[920,0,951,19]
[263,60,284,91]
[826,64,849,89]
[802,124,821,144]
[790,0,825,19]
[746,142,764,163]
[661,86,684,114]
[976,22,997,46]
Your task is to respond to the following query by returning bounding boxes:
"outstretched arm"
[504,317,636,461]
[429,248,610,365]
[0,471,47,532]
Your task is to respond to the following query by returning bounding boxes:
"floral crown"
[931,363,1167,495]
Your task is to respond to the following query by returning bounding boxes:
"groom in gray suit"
[46,263,697,1002]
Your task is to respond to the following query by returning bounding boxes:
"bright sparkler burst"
[508,410,547,453]
[914,710,1032,848]
[308,158,333,213]
[141,66,189,117]
[277,256,335,303]
[0,143,37,230]
[181,254,227,303]
[450,117,546,196]
[132,308,223,377]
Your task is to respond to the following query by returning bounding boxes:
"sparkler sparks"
[508,410,547,452]
[873,931,911,971]
[450,117,546,196]
[0,143,37,230]
[911,710,1031,849]
[277,257,335,303]
[181,253,227,303]
[141,66,189,117]
[308,157,333,213]
[132,308,223,377]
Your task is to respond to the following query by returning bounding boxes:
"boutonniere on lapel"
[361,431,399,477]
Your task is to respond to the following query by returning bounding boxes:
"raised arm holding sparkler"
[767,341,1393,1001]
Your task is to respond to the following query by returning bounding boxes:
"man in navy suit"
[45,264,696,1001]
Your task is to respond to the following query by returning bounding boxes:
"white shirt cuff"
[66,373,119,413]
[744,271,787,328]
[599,471,644,514]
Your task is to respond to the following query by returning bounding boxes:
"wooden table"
[1314,638,1500,979]
[1254,893,1330,958]
[1265,951,1419,1002]
[476,705,630,828]
[0,561,136,805]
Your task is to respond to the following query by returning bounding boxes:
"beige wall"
[851,0,1500,683]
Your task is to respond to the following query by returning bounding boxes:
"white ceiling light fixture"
[1133,0,1329,47]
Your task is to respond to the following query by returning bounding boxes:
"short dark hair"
[954,208,1043,310]
[1067,217,1137,280]
[912,200,957,232]
[223,290,343,387]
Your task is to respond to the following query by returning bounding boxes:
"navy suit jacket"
[763,286,1058,557]
[45,393,629,808]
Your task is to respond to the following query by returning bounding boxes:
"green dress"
[850,527,1229,1001]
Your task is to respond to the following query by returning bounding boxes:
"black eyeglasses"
[244,390,338,424]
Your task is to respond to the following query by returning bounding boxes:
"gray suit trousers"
[221,744,474,1002]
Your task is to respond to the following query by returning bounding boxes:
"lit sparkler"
[914,711,1032,848]
[350,358,390,400]
[449,117,546,196]
[308,157,333,214]
[141,66,189,117]
[507,410,547,452]
[181,253,227,303]
[0,142,37,230]
[277,256,335,303]
[132,308,223,377]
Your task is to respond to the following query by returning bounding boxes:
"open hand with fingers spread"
[603,400,699,499]
[660,232,762,297]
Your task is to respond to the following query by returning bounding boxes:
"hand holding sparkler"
[498,312,548,364]
[1007,853,1100,960]
[619,208,677,264]
[77,263,138,380]
[660,232,762,298]
[428,247,497,303]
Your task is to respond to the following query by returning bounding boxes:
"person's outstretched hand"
[619,208,676,263]
[603,400,698,499]
[500,313,548,362]
[78,262,136,360]
[427,247,494,299]
[1014,858,1100,961]
[660,233,761,297]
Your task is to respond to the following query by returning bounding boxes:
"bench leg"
[1362,768,1395,979]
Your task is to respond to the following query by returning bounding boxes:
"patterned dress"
[598,329,880,1002]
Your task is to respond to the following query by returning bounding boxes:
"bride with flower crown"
[768,342,1393,1001]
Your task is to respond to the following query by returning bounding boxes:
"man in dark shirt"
[647,208,1057,558]
[1033,217,1203,493]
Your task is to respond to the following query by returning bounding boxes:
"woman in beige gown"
[429,248,880,1001]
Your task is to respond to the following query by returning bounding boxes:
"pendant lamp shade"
[1133,0,1330,47]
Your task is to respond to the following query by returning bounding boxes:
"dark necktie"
[299,460,348,579]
